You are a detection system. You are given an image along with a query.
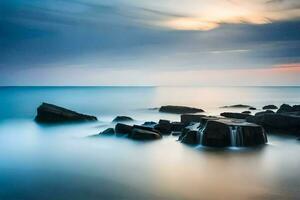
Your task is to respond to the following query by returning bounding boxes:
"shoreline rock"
[35,102,97,123]
[99,128,115,136]
[112,116,133,122]
[159,105,204,114]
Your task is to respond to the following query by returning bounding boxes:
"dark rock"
[171,122,186,132]
[249,107,257,110]
[132,125,159,133]
[129,128,162,140]
[262,105,278,110]
[159,105,204,114]
[112,116,133,122]
[99,128,115,136]
[221,104,251,108]
[171,131,182,136]
[236,125,267,146]
[247,113,300,130]
[181,114,206,125]
[201,120,231,147]
[115,123,133,134]
[142,121,157,127]
[179,123,200,145]
[255,110,274,116]
[293,105,300,112]
[277,104,294,113]
[220,112,251,119]
[35,102,97,123]
[242,111,251,114]
[154,120,172,135]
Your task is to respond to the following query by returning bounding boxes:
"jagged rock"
[181,114,206,125]
[171,122,186,132]
[129,128,162,140]
[221,104,251,108]
[242,111,251,114]
[247,113,300,130]
[249,107,257,110]
[262,105,278,110]
[159,105,204,114]
[112,116,133,122]
[115,123,133,134]
[255,110,274,116]
[154,120,172,135]
[99,128,115,136]
[35,102,97,123]
[220,112,251,119]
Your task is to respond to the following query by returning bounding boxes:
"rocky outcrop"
[181,114,206,125]
[159,105,204,114]
[255,110,274,116]
[220,112,251,119]
[129,128,162,140]
[277,104,300,113]
[201,120,231,147]
[112,116,133,122]
[99,128,115,136]
[262,105,278,110]
[115,123,133,134]
[35,102,97,123]
[247,113,300,130]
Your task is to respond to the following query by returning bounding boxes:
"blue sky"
[1,0,300,85]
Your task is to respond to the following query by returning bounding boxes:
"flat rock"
[159,105,204,114]
[221,104,252,108]
[220,112,251,119]
[35,102,97,123]
[262,105,278,110]
[129,128,162,140]
[112,116,133,122]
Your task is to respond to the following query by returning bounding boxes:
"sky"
[0,0,300,86]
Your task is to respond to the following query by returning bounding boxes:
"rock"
[35,102,97,123]
[179,123,200,145]
[171,122,186,132]
[132,125,159,133]
[154,120,172,135]
[159,105,204,114]
[249,107,257,110]
[129,128,162,140]
[242,111,251,114]
[262,105,278,110]
[201,118,267,147]
[220,112,251,119]
[112,116,133,122]
[115,123,133,134]
[99,128,115,136]
[247,113,300,130]
[277,104,294,113]
[181,114,206,125]
[142,121,157,127]
[221,104,251,108]
[293,105,300,112]
[171,131,182,136]
[255,110,274,116]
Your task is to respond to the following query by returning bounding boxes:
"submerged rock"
[35,102,97,123]
[262,105,278,110]
[115,123,133,134]
[255,110,274,116]
[242,111,251,114]
[247,113,300,130]
[181,114,206,125]
[159,105,204,114]
[112,116,133,122]
[249,107,257,110]
[129,128,162,140]
[142,121,157,127]
[220,112,251,119]
[221,104,252,108]
[99,128,115,136]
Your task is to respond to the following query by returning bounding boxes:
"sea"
[0,86,300,200]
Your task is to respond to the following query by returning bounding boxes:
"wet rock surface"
[100,128,115,136]
[159,105,204,114]
[35,102,97,123]
[112,116,133,122]
[115,123,133,135]
[129,128,162,140]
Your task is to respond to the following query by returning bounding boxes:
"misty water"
[0,86,300,200]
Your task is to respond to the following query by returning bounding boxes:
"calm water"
[0,86,300,200]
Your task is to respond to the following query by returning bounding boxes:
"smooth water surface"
[0,86,300,200]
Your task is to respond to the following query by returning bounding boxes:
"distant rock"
[99,128,115,136]
[171,122,186,132]
[154,119,172,135]
[242,111,251,114]
[221,104,252,108]
[159,105,204,114]
[220,112,251,119]
[171,131,182,136]
[35,102,97,123]
[129,128,162,140]
[181,114,206,125]
[142,121,157,127]
[112,116,133,122]
[255,110,274,116]
[115,123,133,134]
[262,105,278,110]
[249,107,257,110]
